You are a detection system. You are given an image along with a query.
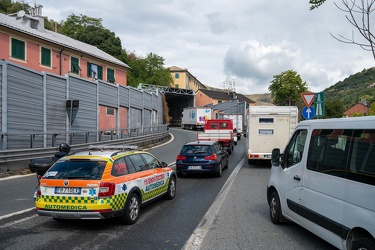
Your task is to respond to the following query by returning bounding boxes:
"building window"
[11,38,25,60]
[107,68,115,83]
[107,107,115,115]
[175,84,179,88]
[218,100,222,103]
[87,62,102,80]
[41,47,51,67]
[71,56,80,74]
[175,73,179,79]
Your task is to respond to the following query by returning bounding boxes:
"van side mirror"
[271,148,280,166]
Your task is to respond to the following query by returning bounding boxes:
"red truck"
[197,119,235,154]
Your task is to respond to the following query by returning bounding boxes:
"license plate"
[188,166,201,170]
[55,187,81,195]
[264,155,272,159]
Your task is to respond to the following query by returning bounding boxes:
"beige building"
[168,66,207,91]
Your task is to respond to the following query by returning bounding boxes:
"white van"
[267,116,375,250]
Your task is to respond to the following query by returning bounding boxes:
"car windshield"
[43,159,107,180]
[181,145,212,155]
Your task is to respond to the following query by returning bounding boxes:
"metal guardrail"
[1,125,169,150]
[0,131,170,172]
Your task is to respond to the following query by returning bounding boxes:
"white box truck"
[223,114,244,140]
[247,106,298,164]
[181,107,212,130]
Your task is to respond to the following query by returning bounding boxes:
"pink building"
[0,6,130,131]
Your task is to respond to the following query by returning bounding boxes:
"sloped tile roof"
[198,88,255,103]
[0,13,129,69]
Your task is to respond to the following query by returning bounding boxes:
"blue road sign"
[302,106,315,120]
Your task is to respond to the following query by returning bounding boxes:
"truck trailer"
[246,106,298,164]
[223,114,244,140]
[181,107,212,130]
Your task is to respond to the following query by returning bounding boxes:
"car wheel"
[165,176,176,200]
[216,162,222,177]
[352,237,375,250]
[270,191,284,224]
[120,192,140,225]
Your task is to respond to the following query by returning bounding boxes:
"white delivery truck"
[181,107,212,130]
[246,106,298,164]
[223,114,244,140]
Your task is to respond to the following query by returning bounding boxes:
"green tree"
[309,0,326,10]
[44,18,64,33]
[61,14,103,40]
[369,102,375,116]
[268,70,308,106]
[127,53,173,88]
[0,0,30,14]
[60,14,123,60]
[324,99,345,118]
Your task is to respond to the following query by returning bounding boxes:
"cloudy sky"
[35,0,375,94]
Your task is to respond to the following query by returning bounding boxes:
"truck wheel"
[270,191,284,224]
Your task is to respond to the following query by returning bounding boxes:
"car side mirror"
[161,162,168,168]
[271,148,280,166]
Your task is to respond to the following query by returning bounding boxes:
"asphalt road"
[0,128,336,250]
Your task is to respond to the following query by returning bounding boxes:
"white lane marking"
[0,207,35,220]
[0,173,35,181]
[182,158,246,250]
[0,214,38,228]
[145,132,175,150]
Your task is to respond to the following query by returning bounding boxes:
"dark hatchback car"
[176,141,229,177]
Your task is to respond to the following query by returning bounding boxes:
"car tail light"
[98,182,115,197]
[36,183,41,196]
[205,154,217,160]
[176,155,186,160]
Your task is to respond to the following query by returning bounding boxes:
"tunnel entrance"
[138,84,195,127]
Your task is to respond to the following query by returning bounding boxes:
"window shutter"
[41,47,51,66]
[11,38,25,60]
[98,66,103,80]
[87,62,92,77]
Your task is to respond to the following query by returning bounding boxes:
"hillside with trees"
[324,67,375,109]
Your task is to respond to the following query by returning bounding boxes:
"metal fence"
[0,60,165,151]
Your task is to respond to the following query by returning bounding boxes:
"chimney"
[29,4,44,32]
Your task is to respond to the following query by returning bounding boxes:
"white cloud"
[36,0,375,95]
